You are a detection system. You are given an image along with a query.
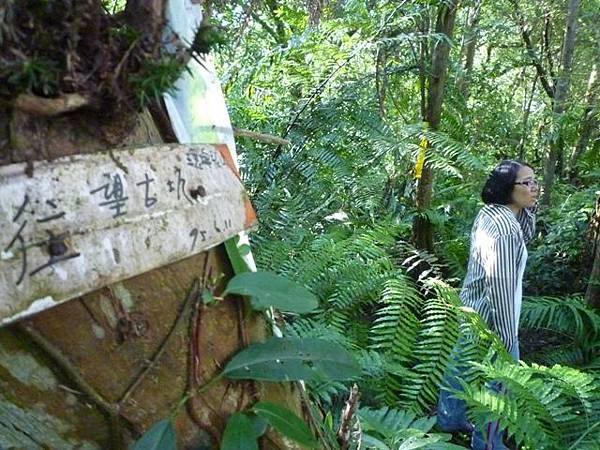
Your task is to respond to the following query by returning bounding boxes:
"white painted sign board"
[163,0,258,274]
[0,144,256,325]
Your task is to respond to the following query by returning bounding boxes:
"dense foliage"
[211,0,599,448]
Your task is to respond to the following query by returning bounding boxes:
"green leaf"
[224,236,251,274]
[222,336,360,382]
[238,244,252,256]
[247,413,269,438]
[252,401,318,449]
[397,435,463,450]
[132,419,176,450]
[324,411,334,431]
[202,288,216,305]
[225,271,318,313]
[361,434,390,450]
[221,413,259,450]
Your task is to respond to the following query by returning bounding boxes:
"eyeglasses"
[514,179,539,188]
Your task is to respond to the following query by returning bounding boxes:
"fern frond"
[359,405,464,449]
[455,377,554,448]
[398,295,460,413]
[359,407,431,437]
[528,345,586,368]
[369,275,422,363]
[394,240,445,282]
[521,295,600,341]
[455,360,600,449]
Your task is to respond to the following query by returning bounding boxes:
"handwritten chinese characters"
[186,147,226,170]
[4,194,79,286]
[90,173,129,218]
[0,144,254,325]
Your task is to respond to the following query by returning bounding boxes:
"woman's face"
[510,165,538,209]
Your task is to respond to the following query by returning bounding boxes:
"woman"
[437,160,538,450]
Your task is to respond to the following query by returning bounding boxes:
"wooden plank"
[0,143,256,325]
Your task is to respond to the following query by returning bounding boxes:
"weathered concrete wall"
[0,108,304,449]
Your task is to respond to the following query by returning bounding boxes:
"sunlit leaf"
[222,336,360,381]
[225,271,318,313]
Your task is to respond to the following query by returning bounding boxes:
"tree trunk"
[541,0,580,206]
[457,0,483,98]
[376,47,388,117]
[586,196,600,309]
[510,0,555,99]
[412,0,459,252]
[517,73,538,159]
[418,10,430,120]
[568,61,599,180]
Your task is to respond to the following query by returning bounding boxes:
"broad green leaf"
[419,441,466,450]
[252,401,318,449]
[221,413,258,450]
[247,413,269,438]
[225,271,318,313]
[397,435,463,450]
[222,336,360,382]
[132,419,176,450]
[362,434,390,450]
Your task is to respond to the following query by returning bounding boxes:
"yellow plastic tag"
[415,137,428,179]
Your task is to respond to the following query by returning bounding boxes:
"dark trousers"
[437,340,519,450]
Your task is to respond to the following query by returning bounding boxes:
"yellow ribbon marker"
[415,136,428,179]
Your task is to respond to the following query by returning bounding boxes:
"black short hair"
[481,159,532,205]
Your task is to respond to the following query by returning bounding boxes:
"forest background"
[208,0,600,448]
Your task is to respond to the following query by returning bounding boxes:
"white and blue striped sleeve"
[484,234,521,357]
[516,206,537,244]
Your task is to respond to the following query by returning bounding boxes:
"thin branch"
[232,0,259,48]
[234,127,291,146]
[508,0,554,98]
[543,10,556,82]
[174,372,224,413]
[271,54,356,161]
[18,322,115,414]
[117,278,200,408]
[250,12,282,44]
[521,27,554,98]
[18,320,135,450]
[375,46,388,117]
[267,1,409,163]
[112,36,141,86]
[337,384,361,450]
[298,383,336,450]
[185,258,221,446]
[518,73,538,158]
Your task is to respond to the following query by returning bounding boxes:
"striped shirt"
[460,204,536,357]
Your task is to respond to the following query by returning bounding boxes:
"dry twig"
[337,383,361,450]
[13,93,90,116]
